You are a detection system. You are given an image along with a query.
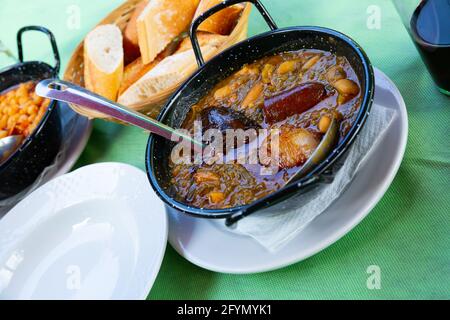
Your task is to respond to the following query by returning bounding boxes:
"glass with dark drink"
[393,0,450,96]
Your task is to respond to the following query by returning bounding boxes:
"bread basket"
[63,0,251,119]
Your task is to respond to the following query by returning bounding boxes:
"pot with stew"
[146,0,375,225]
[0,26,62,200]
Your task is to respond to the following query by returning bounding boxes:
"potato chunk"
[261,126,320,169]
[194,171,220,184]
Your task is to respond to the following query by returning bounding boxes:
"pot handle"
[17,26,61,74]
[190,0,278,67]
[224,171,335,227]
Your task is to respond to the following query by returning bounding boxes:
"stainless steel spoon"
[35,79,204,151]
[0,135,23,164]
[35,79,338,182]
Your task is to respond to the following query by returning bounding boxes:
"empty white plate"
[167,68,408,274]
[0,163,167,299]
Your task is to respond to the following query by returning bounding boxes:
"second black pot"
[0,26,62,200]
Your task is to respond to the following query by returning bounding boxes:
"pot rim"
[146,26,375,219]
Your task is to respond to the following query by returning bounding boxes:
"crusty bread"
[118,57,160,97]
[84,24,124,101]
[194,0,244,35]
[123,0,149,64]
[118,45,216,106]
[119,38,180,96]
[137,0,201,64]
[176,32,227,54]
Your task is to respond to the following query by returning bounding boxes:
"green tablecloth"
[1,0,448,299]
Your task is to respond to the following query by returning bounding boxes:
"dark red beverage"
[410,0,450,95]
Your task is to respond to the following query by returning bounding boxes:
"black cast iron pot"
[146,0,375,226]
[0,26,62,200]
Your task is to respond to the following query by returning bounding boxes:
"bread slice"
[84,24,124,101]
[123,0,149,64]
[118,57,159,97]
[194,0,244,35]
[119,38,180,96]
[176,32,227,53]
[118,45,216,106]
[137,0,200,64]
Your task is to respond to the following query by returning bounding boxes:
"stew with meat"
[170,49,362,209]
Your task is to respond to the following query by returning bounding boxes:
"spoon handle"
[36,79,202,148]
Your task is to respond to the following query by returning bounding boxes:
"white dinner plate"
[0,163,167,299]
[167,68,408,274]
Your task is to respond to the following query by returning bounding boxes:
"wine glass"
[392,0,450,96]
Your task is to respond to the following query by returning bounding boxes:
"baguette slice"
[84,24,124,101]
[123,0,149,64]
[118,57,160,97]
[118,45,216,106]
[176,32,227,54]
[194,0,244,35]
[119,38,181,96]
[137,0,200,64]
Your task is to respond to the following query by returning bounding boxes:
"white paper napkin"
[232,104,397,252]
